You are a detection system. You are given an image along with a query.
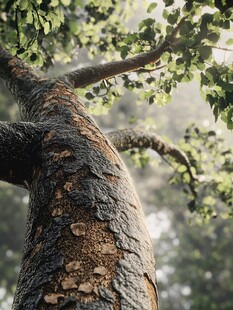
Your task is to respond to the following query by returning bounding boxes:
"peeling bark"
[0,49,159,309]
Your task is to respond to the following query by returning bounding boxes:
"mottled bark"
[0,49,158,309]
[107,128,190,164]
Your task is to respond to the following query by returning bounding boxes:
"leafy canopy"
[1,0,233,129]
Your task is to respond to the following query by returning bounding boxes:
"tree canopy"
[0,0,233,126]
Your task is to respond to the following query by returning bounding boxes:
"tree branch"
[0,121,42,188]
[0,48,44,108]
[107,128,197,195]
[58,17,186,88]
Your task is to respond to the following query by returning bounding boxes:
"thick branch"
[107,128,197,194]
[59,17,186,88]
[0,121,42,188]
[0,48,45,110]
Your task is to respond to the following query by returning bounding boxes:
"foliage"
[171,124,233,219]
[0,0,133,66]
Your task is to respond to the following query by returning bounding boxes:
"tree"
[0,0,232,309]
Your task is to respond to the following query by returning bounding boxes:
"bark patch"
[70,222,86,236]
[65,260,82,273]
[144,275,158,310]
[78,282,94,294]
[44,293,65,305]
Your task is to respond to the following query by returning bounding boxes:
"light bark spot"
[93,266,107,276]
[64,182,73,192]
[43,101,51,108]
[44,130,56,141]
[61,276,78,290]
[55,190,63,199]
[101,243,117,254]
[93,287,99,296]
[44,293,65,305]
[31,242,42,258]
[52,207,63,217]
[144,275,158,310]
[70,222,86,236]
[35,226,43,238]
[53,150,72,161]
[65,260,81,272]
[78,282,94,293]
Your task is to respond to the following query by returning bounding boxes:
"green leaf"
[162,9,169,19]
[198,46,212,60]
[227,122,233,130]
[120,45,129,59]
[61,0,71,5]
[177,165,187,173]
[167,9,180,25]
[226,38,233,46]
[222,20,230,29]
[85,92,95,100]
[163,0,174,7]
[26,11,33,24]
[147,2,157,13]
[50,0,59,6]
[213,106,219,122]
[217,80,233,92]
[19,0,29,10]
[43,22,50,35]
[207,33,220,43]
[139,18,155,30]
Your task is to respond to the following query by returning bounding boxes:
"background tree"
[0,0,233,309]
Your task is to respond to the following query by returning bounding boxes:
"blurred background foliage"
[0,0,233,309]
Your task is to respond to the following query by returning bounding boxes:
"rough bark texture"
[0,49,158,309]
[107,128,190,165]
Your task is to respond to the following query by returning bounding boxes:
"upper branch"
[0,121,42,188]
[59,17,186,88]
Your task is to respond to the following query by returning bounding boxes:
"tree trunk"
[0,49,158,309]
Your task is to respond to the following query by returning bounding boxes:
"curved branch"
[0,121,42,188]
[107,128,197,195]
[59,17,186,88]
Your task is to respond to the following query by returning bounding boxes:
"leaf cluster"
[172,124,233,219]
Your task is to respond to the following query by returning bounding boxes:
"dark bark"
[0,50,158,309]
[0,121,42,188]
